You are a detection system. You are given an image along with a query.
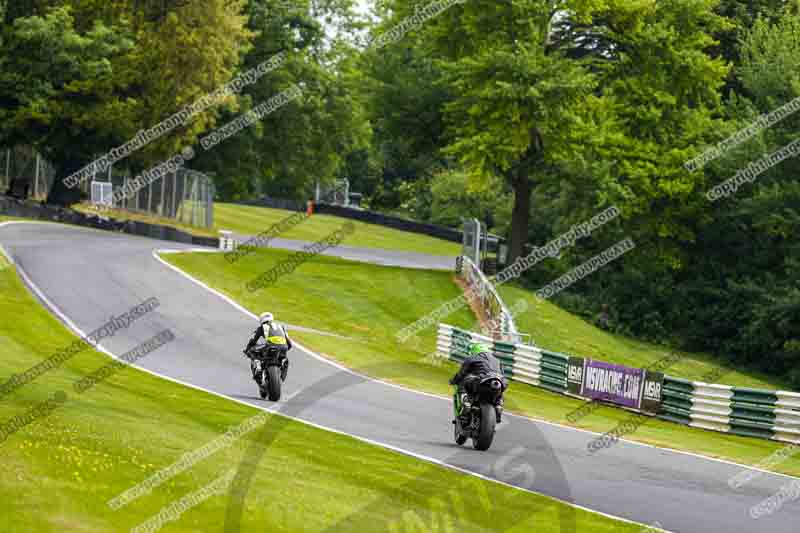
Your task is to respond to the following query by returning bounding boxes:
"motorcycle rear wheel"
[472,403,496,451]
[267,365,282,401]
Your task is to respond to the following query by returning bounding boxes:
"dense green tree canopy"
[0,0,798,385]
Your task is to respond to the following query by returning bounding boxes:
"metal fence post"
[201,180,208,228]
[160,172,166,215]
[194,176,200,227]
[187,175,194,226]
[196,177,202,227]
[197,177,202,227]
[172,171,178,218]
[4,149,10,191]
[34,153,40,199]
[175,173,186,222]
[207,182,215,228]
[474,218,482,267]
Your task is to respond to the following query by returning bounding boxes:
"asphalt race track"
[232,232,457,270]
[2,222,798,533]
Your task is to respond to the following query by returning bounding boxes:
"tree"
[712,0,785,64]
[191,0,370,201]
[415,0,601,263]
[0,0,253,205]
[359,27,450,210]
[0,5,135,204]
[707,10,800,382]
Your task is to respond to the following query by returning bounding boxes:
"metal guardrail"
[437,324,567,392]
[660,377,800,443]
[457,255,521,343]
[437,323,800,445]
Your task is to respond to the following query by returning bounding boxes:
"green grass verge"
[70,202,463,256]
[164,248,800,478]
[214,202,462,256]
[72,203,218,238]
[0,251,630,531]
[0,216,32,224]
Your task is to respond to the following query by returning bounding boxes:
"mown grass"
[0,216,32,224]
[165,248,800,478]
[70,202,463,256]
[0,250,628,532]
[72,203,218,238]
[214,202,462,256]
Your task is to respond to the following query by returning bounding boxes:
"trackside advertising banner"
[640,371,665,414]
[582,359,644,409]
[567,357,585,396]
[558,356,666,413]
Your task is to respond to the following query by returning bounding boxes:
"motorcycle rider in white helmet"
[244,312,292,382]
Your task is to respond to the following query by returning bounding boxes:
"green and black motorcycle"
[453,373,505,451]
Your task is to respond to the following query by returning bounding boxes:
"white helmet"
[259,312,273,326]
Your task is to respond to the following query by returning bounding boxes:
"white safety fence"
[0,146,58,202]
[89,165,215,229]
[1,145,214,228]
[458,255,521,343]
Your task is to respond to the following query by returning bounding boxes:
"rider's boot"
[460,393,470,411]
[280,359,289,381]
[495,397,504,423]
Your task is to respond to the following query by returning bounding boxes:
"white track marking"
[149,243,800,485]
[3,220,798,528]
[3,220,799,486]
[0,222,650,528]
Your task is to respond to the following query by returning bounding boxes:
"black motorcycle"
[245,342,289,401]
[453,374,505,451]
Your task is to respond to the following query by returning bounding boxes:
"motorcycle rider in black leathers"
[244,312,292,382]
[449,343,507,423]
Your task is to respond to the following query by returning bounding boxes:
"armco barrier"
[458,256,521,343]
[314,203,463,243]
[437,323,800,445]
[437,324,568,394]
[660,378,800,443]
